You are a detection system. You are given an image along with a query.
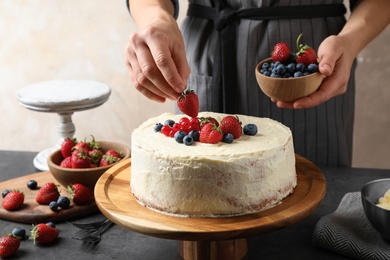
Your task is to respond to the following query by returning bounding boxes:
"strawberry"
[99,155,120,167]
[220,115,242,139]
[0,235,20,257]
[60,156,72,168]
[199,117,219,131]
[71,152,91,168]
[105,149,123,159]
[88,135,101,150]
[272,42,291,63]
[36,183,60,205]
[295,33,317,66]
[30,223,59,244]
[72,140,90,155]
[2,190,24,211]
[89,149,103,165]
[68,184,93,205]
[60,137,77,158]
[199,123,223,144]
[177,90,199,118]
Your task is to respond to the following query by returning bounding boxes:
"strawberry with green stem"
[68,183,93,205]
[30,223,59,244]
[295,33,317,66]
[177,90,199,118]
[199,122,223,144]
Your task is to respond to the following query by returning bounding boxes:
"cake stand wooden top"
[94,155,326,241]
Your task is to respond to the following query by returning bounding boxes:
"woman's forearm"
[338,0,390,57]
[129,0,175,29]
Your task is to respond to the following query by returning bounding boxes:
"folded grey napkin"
[313,192,390,260]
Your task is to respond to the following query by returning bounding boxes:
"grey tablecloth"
[313,192,390,260]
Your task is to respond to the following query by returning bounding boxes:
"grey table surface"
[1,150,388,260]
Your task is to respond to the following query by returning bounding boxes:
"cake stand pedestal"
[94,155,326,260]
[16,80,111,171]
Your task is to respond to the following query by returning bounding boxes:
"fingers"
[125,25,189,102]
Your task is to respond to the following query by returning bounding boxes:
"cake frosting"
[130,112,297,217]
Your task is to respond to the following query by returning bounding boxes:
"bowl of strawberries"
[255,34,324,102]
[47,136,130,190]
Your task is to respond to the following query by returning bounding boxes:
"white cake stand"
[16,80,111,171]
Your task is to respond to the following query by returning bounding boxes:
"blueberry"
[223,133,234,143]
[282,72,291,78]
[183,135,194,146]
[27,180,38,190]
[46,222,56,228]
[270,73,281,78]
[12,227,26,240]
[272,64,286,76]
[164,119,175,127]
[307,63,319,73]
[174,131,187,143]
[2,189,11,198]
[49,201,59,212]
[286,63,296,74]
[188,130,200,141]
[294,71,303,78]
[263,71,271,77]
[243,124,258,136]
[296,63,305,72]
[261,62,270,70]
[57,196,70,209]
[276,64,287,75]
[303,72,310,76]
[154,123,163,132]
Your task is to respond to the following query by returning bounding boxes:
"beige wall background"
[0,1,389,169]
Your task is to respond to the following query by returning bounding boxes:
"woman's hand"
[125,19,190,103]
[273,35,354,109]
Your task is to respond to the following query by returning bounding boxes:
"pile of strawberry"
[60,136,124,168]
[0,179,94,257]
[259,33,319,78]
[155,90,258,145]
[0,223,59,257]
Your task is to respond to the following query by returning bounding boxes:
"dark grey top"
[180,0,356,167]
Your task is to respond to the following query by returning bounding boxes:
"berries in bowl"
[255,34,324,102]
[47,137,130,190]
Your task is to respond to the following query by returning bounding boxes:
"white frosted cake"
[130,112,297,217]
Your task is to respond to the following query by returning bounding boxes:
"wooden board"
[95,155,326,241]
[0,171,99,224]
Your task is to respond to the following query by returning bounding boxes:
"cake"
[130,112,297,217]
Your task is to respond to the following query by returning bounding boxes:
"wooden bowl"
[255,58,324,102]
[47,141,131,190]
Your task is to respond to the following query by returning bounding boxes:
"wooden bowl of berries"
[47,137,130,190]
[255,34,324,102]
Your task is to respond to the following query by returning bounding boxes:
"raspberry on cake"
[130,112,297,217]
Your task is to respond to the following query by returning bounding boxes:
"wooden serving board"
[95,155,326,242]
[0,171,99,224]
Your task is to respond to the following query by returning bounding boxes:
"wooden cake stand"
[16,80,111,171]
[94,155,326,260]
